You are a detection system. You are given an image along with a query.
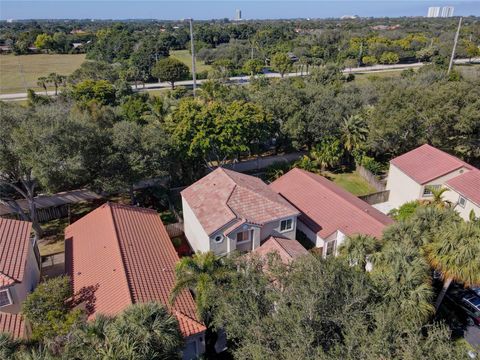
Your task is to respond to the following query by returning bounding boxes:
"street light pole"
[188,18,197,97]
[448,17,462,75]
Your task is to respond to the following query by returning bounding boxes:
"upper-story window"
[458,196,467,208]
[280,218,293,232]
[423,185,441,197]
[0,289,13,308]
[325,240,336,257]
[236,230,252,243]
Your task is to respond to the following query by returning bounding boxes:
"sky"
[1,0,479,20]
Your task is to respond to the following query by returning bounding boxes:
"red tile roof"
[390,144,472,184]
[445,169,480,206]
[270,168,394,239]
[181,168,299,235]
[254,236,309,263]
[0,218,32,288]
[0,312,26,339]
[65,203,205,337]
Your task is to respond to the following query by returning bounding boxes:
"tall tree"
[151,58,190,89]
[271,52,293,78]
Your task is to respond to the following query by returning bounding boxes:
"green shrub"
[359,155,385,175]
[389,201,421,221]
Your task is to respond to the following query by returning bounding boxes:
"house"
[443,170,480,220]
[181,168,300,256]
[270,168,394,257]
[0,218,40,339]
[253,236,310,264]
[0,218,40,315]
[386,144,474,209]
[65,203,206,359]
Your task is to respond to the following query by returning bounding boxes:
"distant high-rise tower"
[235,9,242,21]
[441,6,454,17]
[427,7,441,18]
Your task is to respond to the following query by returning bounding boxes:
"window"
[0,289,12,308]
[325,240,336,257]
[280,218,293,232]
[458,196,467,208]
[236,230,252,243]
[214,235,224,244]
[423,185,441,197]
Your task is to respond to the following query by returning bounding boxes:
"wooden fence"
[356,165,386,192]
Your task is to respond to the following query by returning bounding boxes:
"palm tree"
[425,221,480,311]
[170,252,231,323]
[47,73,66,96]
[372,242,434,327]
[339,234,378,271]
[310,138,343,171]
[37,76,48,95]
[341,114,369,154]
[424,187,451,208]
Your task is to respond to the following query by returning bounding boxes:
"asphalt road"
[1,58,478,101]
[465,325,480,349]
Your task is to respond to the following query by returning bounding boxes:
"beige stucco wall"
[386,164,470,209]
[182,197,211,253]
[444,186,480,221]
[1,243,40,314]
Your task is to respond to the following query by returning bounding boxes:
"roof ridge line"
[270,236,294,257]
[107,204,135,305]
[299,169,389,226]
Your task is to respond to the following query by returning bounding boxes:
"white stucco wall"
[386,164,423,209]
[386,164,470,209]
[444,186,480,221]
[1,243,40,314]
[182,197,211,253]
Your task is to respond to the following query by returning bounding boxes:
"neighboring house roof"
[270,168,394,239]
[0,218,32,288]
[254,236,309,263]
[181,168,299,236]
[445,169,480,206]
[0,312,26,339]
[65,203,205,337]
[390,144,472,184]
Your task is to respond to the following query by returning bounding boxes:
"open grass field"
[0,53,86,94]
[324,170,377,196]
[170,49,212,73]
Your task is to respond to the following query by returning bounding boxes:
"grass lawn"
[456,64,480,80]
[170,50,212,73]
[323,170,376,196]
[353,69,406,84]
[0,53,86,94]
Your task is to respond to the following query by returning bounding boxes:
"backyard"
[0,53,86,94]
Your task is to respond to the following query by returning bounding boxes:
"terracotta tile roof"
[254,236,309,263]
[0,218,32,288]
[181,168,299,235]
[0,312,26,339]
[65,203,205,337]
[445,169,480,206]
[270,168,394,239]
[390,144,472,185]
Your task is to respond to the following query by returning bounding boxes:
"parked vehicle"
[445,286,480,327]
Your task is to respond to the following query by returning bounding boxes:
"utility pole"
[448,17,462,75]
[188,18,197,97]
